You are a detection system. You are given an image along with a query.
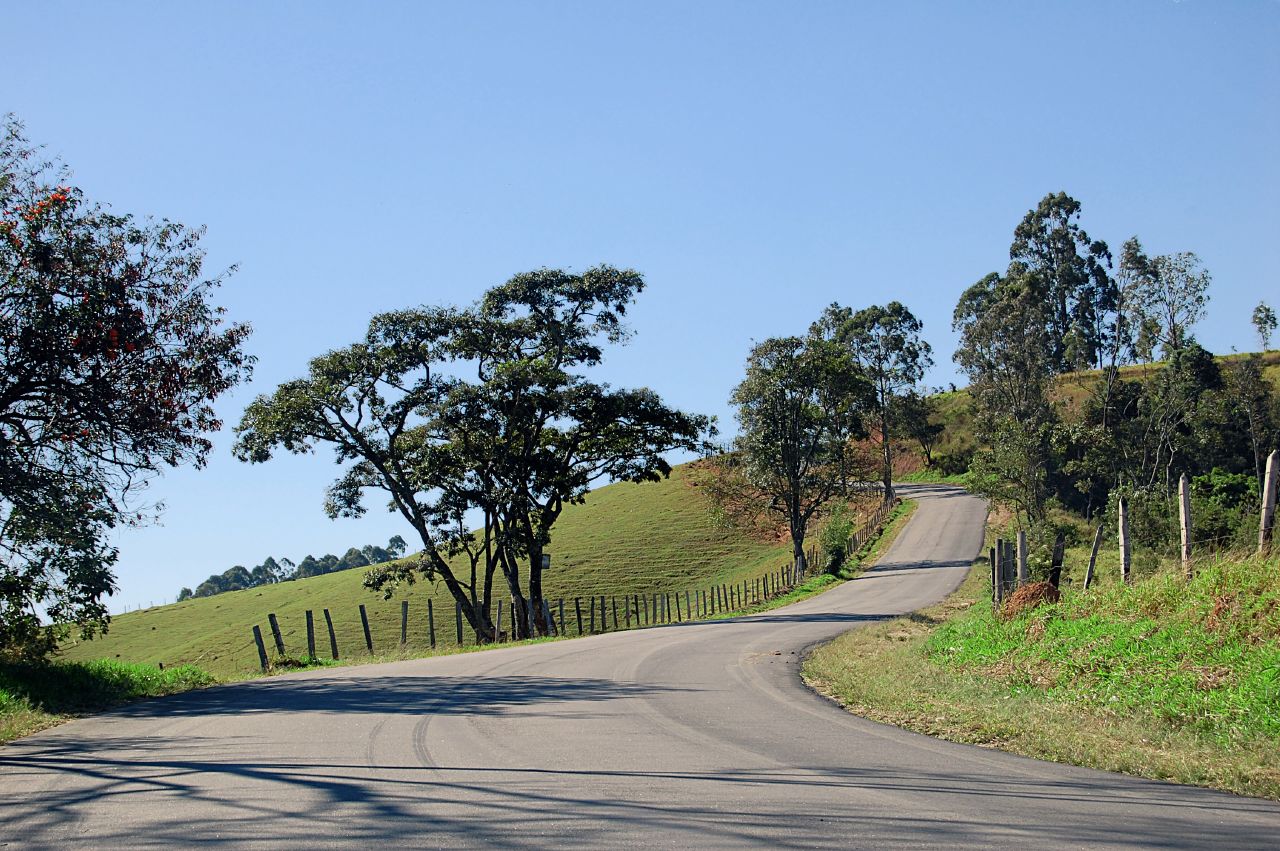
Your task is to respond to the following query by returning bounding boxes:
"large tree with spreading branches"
[234,267,710,641]
[0,116,253,656]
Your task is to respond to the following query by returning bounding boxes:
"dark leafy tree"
[1251,301,1276,351]
[0,116,252,657]
[727,334,873,575]
[953,271,1057,523]
[812,302,932,496]
[892,390,944,468]
[235,267,709,641]
[1009,192,1116,372]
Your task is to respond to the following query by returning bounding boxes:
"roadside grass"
[803,552,1280,800]
[58,464,797,678]
[1,659,216,743]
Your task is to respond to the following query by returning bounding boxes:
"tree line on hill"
[175,535,408,601]
[953,191,1279,571]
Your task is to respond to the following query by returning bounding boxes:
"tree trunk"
[880,411,893,502]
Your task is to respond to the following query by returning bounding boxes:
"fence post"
[1049,533,1065,588]
[601,596,608,631]
[323,608,339,659]
[1119,497,1132,584]
[427,599,436,649]
[497,600,504,640]
[267,613,286,657]
[685,590,692,620]
[1260,449,1278,554]
[1179,472,1193,580]
[1084,526,1103,591]
[612,596,619,630]
[624,596,632,628]
[989,546,999,605]
[359,605,373,652]
[306,610,316,659]
[575,597,584,635]
[543,599,557,637]
[455,599,463,644]
[252,625,269,672]
[994,540,1005,599]
[558,599,565,635]
[1016,530,1028,587]
[400,600,409,647]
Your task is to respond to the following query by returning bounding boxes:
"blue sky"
[6,1,1278,611]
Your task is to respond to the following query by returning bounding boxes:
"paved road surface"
[3,484,1279,848]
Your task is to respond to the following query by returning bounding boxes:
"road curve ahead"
[3,484,1279,848]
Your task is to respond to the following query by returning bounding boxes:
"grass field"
[59,464,797,679]
[1,660,216,743]
[804,550,1280,799]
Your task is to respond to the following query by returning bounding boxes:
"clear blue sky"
[7,1,1278,611]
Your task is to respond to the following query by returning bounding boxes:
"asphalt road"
[3,483,1279,848]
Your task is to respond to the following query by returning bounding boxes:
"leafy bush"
[819,504,855,575]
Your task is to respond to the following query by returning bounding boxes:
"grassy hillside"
[910,350,1280,473]
[59,464,794,678]
[805,550,1280,799]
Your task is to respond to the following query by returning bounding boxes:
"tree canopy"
[724,333,873,574]
[234,267,709,641]
[0,116,253,656]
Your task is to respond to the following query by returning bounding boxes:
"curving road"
[3,484,1279,848]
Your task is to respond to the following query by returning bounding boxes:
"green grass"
[1,659,216,742]
[59,464,797,678]
[804,551,1280,800]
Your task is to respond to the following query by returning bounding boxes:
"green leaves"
[235,266,710,639]
[1,116,253,656]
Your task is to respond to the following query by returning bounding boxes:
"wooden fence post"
[252,625,269,671]
[267,613,286,656]
[675,592,682,622]
[323,608,339,659]
[1179,472,1193,580]
[427,599,436,649]
[455,599,462,644]
[1119,497,1132,584]
[1049,533,1065,588]
[624,596,631,628]
[1260,449,1278,554]
[359,605,373,652]
[612,596,619,630]
[642,594,650,624]
[575,597,584,635]
[305,610,316,659]
[558,599,565,635]
[685,590,692,620]
[1084,526,1103,591]
[400,600,409,646]
[990,546,999,605]
[601,596,607,631]
[1016,530,1028,587]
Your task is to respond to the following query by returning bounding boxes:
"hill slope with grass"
[905,350,1280,477]
[58,464,794,678]
[805,550,1280,799]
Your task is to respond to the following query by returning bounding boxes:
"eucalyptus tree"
[234,267,708,640]
[812,302,932,499]
[1009,192,1117,372]
[729,334,872,576]
[1253,302,1276,351]
[953,271,1057,523]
